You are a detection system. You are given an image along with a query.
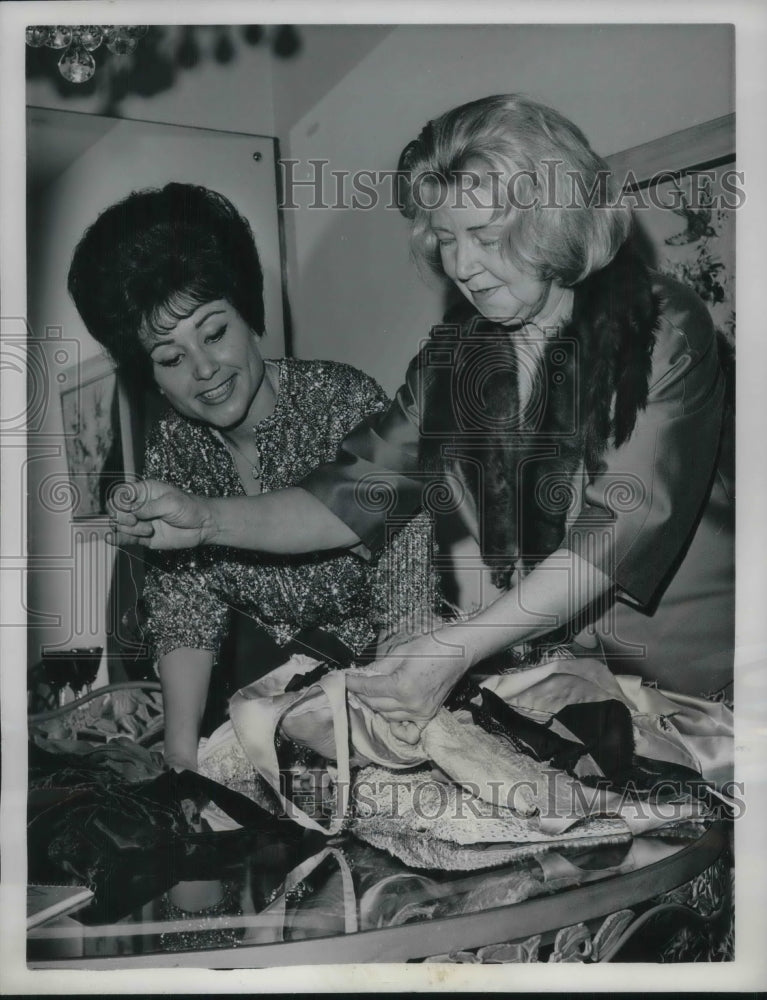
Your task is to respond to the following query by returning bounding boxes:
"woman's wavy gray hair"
[398,94,631,286]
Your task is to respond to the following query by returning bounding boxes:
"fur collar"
[419,236,660,589]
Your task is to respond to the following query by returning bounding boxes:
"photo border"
[2,2,766,995]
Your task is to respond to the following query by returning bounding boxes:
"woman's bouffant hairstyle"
[398,94,632,286]
[68,183,265,383]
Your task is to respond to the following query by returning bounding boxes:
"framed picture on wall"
[58,353,136,519]
[607,113,736,353]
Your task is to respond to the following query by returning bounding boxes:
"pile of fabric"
[196,652,733,870]
[27,651,733,884]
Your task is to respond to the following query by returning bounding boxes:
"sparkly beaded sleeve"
[141,417,231,660]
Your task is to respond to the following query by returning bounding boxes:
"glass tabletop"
[27,821,721,967]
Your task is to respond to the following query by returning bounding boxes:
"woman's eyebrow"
[431,222,502,233]
[148,338,177,355]
[430,221,503,235]
[194,308,226,328]
[467,222,504,232]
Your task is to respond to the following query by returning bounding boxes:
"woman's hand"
[345,627,474,742]
[351,552,613,743]
[107,479,214,549]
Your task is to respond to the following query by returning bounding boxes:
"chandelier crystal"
[25,25,148,83]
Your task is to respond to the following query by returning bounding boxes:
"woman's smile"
[197,373,237,404]
[468,284,504,299]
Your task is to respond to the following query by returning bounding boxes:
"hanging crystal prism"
[73,26,104,52]
[25,26,52,47]
[58,45,96,84]
[46,26,73,49]
[105,27,138,55]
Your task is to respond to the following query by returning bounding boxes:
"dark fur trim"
[419,236,660,589]
[570,237,659,470]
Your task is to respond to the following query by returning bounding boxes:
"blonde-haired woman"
[111,95,733,735]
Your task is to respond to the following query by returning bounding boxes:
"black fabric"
[471,686,586,767]
[141,767,300,834]
[445,677,636,787]
[553,699,635,784]
[284,659,335,693]
[204,613,288,735]
[28,737,165,786]
[28,751,307,922]
[444,674,715,800]
[625,755,708,795]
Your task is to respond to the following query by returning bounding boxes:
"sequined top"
[143,358,435,661]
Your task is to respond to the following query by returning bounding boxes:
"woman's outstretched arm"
[110,356,425,554]
[108,480,361,552]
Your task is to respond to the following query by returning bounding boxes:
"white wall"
[271,26,395,140]
[285,23,735,393]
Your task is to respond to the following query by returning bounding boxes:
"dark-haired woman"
[109,97,733,741]
[69,183,433,770]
